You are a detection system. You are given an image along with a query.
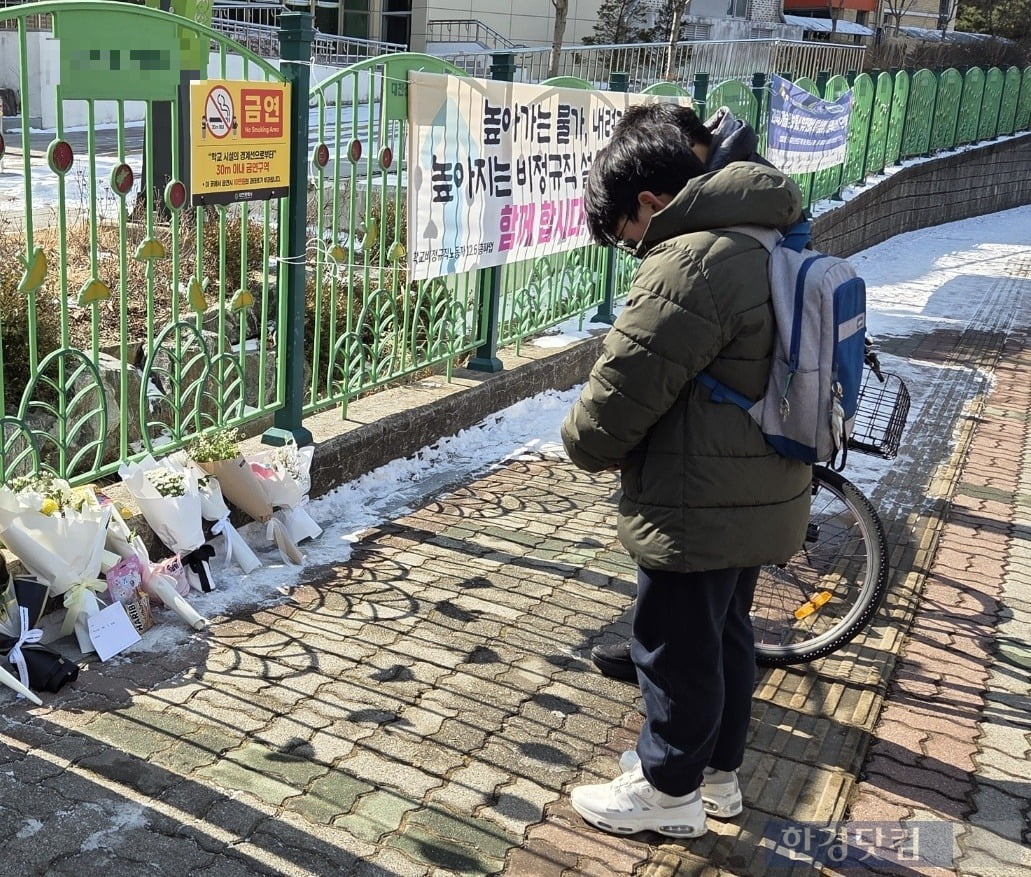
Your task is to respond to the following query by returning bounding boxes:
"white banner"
[766,74,853,174]
[407,73,689,281]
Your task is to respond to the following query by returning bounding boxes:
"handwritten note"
[88,602,142,660]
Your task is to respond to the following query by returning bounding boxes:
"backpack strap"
[718,220,813,253]
[696,372,755,411]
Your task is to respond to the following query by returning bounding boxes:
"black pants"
[630,565,759,797]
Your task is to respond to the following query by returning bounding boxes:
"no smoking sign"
[204,85,234,139]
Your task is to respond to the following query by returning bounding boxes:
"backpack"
[696,221,866,470]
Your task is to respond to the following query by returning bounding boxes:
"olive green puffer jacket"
[561,163,812,572]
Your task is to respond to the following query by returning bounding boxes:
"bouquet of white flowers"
[0,473,110,654]
[249,440,322,549]
[119,455,213,592]
[187,428,302,565]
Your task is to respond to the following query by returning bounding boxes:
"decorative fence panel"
[998,67,1021,136]
[884,71,910,167]
[929,69,963,154]
[1018,69,1031,130]
[705,78,759,131]
[839,73,874,190]
[901,69,936,159]
[956,68,985,145]
[978,67,1005,142]
[865,72,894,178]
[0,1,289,484]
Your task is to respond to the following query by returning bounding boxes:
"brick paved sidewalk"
[844,330,1031,877]
[3,253,1031,877]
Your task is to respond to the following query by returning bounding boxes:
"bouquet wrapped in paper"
[0,473,110,654]
[196,474,261,574]
[104,555,154,634]
[249,440,322,547]
[104,510,208,631]
[0,559,76,704]
[118,455,214,592]
[186,428,302,565]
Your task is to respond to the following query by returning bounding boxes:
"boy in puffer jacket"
[588,103,782,683]
[561,104,811,838]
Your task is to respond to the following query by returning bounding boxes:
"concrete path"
[2,244,1030,876]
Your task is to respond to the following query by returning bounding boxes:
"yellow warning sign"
[190,79,291,205]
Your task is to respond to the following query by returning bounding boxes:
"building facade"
[283,0,812,53]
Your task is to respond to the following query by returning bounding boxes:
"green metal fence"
[303,53,487,417]
[0,1,291,485]
[1,1,1031,488]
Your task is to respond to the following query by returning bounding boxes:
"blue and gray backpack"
[697,222,866,470]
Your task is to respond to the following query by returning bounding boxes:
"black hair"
[584,104,708,247]
[636,102,713,147]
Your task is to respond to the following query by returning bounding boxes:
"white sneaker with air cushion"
[618,751,743,818]
[570,764,707,838]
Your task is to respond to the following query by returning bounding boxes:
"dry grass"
[1,177,416,411]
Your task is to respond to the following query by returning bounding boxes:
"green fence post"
[264,11,314,447]
[692,72,710,120]
[816,71,829,97]
[751,72,766,132]
[591,70,629,327]
[467,51,516,373]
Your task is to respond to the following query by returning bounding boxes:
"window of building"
[382,0,411,46]
[342,0,370,41]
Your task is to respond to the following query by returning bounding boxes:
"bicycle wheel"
[753,466,889,667]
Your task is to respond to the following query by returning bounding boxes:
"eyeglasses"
[612,214,637,253]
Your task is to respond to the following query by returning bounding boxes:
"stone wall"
[812,133,1031,258]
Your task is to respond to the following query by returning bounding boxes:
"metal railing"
[425,19,522,51]
[312,29,406,66]
[434,39,867,87]
[212,0,285,30]
[211,18,405,64]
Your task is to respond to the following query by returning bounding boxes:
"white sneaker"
[618,751,743,819]
[570,764,707,838]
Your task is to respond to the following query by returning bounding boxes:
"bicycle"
[752,360,911,667]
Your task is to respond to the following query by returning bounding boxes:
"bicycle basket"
[848,371,911,459]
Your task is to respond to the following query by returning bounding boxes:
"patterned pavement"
[2,250,1031,875]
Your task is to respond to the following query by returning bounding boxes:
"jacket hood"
[704,106,771,172]
[640,163,802,254]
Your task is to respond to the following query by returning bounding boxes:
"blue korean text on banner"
[766,74,853,174]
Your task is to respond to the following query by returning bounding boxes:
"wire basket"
[848,370,911,460]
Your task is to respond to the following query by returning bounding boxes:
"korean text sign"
[407,72,689,281]
[190,80,291,205]
[766,74,853,174]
